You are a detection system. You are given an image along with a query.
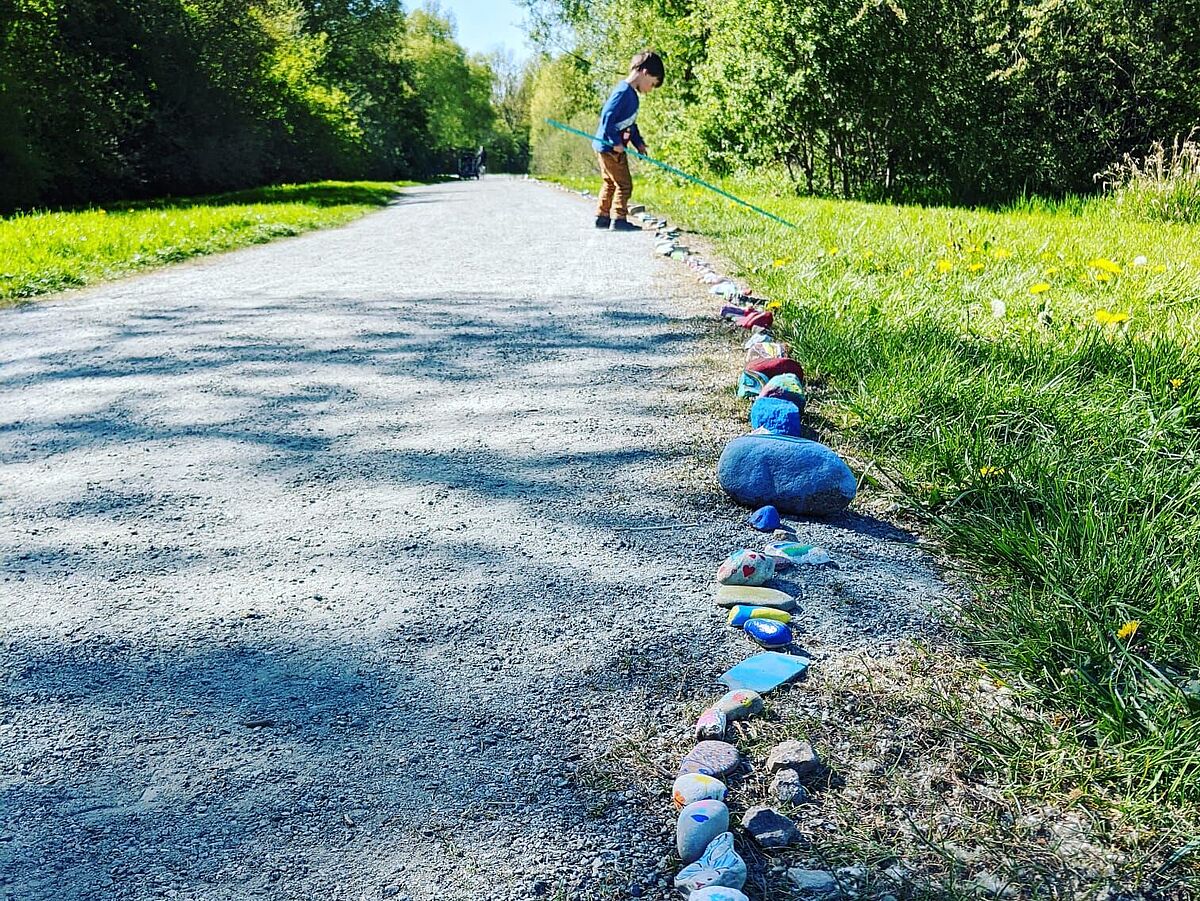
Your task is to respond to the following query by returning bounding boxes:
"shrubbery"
[524,0,1200,205]
[0,1,530,213]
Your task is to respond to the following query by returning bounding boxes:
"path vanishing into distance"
[0,178,947,901]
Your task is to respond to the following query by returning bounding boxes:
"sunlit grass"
[552,172,1200,819]
[0,180,412,302]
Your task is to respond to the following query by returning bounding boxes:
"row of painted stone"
[670,246,858,519]
[645,215,852,899]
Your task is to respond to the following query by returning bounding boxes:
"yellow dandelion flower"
[936,259,953,273]
[902,267,915,278]
[1030,282,1052,295]
[992,248,1012,260]
[1153,264,1167,273]
[966,244,980,254]
[772,257,792,268]
[1116,620,1141,640]
[1045,267,1060,276]
[862,250,875,259]
[968,262,985,273]
[826,246,839,256]
[1170,378,1183,389]
[1094,271,1113,283]
[979,466,1005,477]
[766,300,782,311]
[1094,309,1131,325]
[1089,257,1123,275]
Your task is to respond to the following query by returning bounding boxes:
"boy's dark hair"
[630,50,665,85]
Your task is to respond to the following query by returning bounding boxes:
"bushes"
[525,0,1200,204]
[0,0,517,213]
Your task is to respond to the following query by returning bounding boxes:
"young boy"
[592,50,665,231]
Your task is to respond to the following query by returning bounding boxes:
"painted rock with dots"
[714,689,764,721]
[715,549,775,587]
[672,773,727,809]
[678,740,741,778]
[676,799,730,864]
[675,832,747,894]
[694,706,727,740]
[745,618,794,648]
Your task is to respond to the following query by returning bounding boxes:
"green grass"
[0,180,412,302]
[560,172,1200,810]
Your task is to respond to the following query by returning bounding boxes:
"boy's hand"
[611,144,626,154]
[636,145,648,155]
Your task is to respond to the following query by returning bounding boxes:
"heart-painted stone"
[715,549,775,587]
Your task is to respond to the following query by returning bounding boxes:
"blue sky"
[434,0,531,59]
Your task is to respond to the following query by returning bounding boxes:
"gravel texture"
[0,177,953,900]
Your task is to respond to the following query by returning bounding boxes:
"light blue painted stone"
[676,799,731,864]
[749,397,800,437]
[717,434,856,516]
[718,652,810,694]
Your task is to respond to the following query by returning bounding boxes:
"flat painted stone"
[677,740,741,778]
[676,799,730,864]
[711,280,740,296]
[715,549,775,587]
[714,585,796,609]
[713,689,764,721]
[747,504,781,531]
[763,541,816,567]
[672,773,727,808]
[717,435,857,516]
[675,832,747,894]
[749,398,801,437]
[718,652,810,694]
[694,707,727,740]
[726,605,791,628]
[744,618,793,648]
[690,889,750,901]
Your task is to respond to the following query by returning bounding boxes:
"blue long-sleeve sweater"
[592,81,644,153]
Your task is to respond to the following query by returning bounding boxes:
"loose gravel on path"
[0,178,952,900]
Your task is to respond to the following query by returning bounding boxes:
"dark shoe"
[594,216,611,229]
[611,218,640,232]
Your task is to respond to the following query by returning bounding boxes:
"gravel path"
[0,178,950,901]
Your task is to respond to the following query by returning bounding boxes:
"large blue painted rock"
[717,435,856,516]
[749,397,801,437]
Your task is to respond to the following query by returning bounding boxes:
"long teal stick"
[545,118,798,230]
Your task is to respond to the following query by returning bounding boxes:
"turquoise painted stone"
[676,799,730,864]
[745,618,793,648]
[763,541,816,567]
[718,652,810,694]
[675,832,747,894]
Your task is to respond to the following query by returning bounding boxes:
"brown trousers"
[596,150,633,219]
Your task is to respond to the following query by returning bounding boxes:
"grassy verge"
[0,180,414,302]
[549,171,1200,885]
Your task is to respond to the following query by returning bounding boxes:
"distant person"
[475,145,487,178]
[592,50,664,231]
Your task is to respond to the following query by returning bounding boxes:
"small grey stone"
[766,739,823,782]
[740,805,802,849]
[787,869,839,897]
[770,768,809,804]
